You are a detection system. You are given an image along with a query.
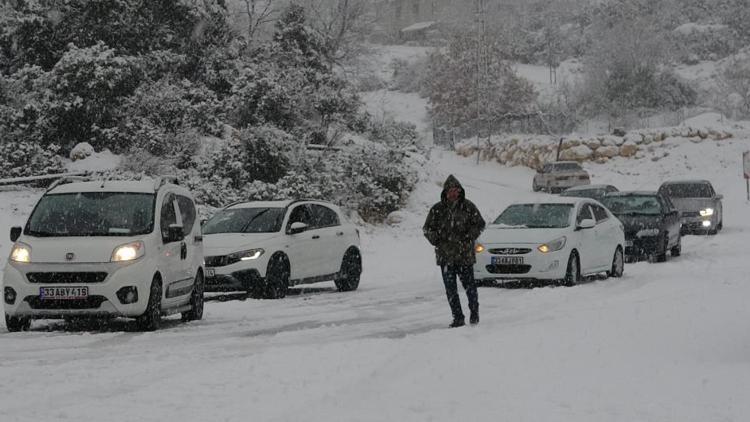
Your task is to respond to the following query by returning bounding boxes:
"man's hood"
[441,175,466,204]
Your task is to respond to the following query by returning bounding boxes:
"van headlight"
[112,241,145,262]
[10,243,31,263]
[699,208,714,217]
[538,236,566,253]
[227,249,265,264]
[636,228,660,237]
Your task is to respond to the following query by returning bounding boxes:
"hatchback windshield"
[203,208,285,234]
[27,192,155,237]
[493,204,573,229]
[601,196,663,216]
[660,183,713,198]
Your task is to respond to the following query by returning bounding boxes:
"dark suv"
[601,191,682,262]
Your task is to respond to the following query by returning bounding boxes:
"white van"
[3,177,205,331]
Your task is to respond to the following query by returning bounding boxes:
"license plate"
[206,268,215,278]
[40,286,88,300]
[625,240,634,247]
[492,256,524,265]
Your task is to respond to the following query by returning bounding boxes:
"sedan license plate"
[206,268,216,278]
[492,256,524,265]
[40,286,88,300]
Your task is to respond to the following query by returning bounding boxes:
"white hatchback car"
[474,198,625,286]
[202,200,362,299]
[3,177,205,332]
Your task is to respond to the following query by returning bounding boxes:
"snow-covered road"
[2,141,750,421]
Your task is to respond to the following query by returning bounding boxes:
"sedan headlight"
[699,208,714,217]
[10,243,31,263]
[475,243,486,254]
[538,236,566,253]
[111,241,145,262]
[636,228,660,238]
[228,248,265,264]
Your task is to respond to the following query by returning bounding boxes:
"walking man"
[423,175,486,327]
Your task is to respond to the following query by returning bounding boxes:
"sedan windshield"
[601,196,663,216]
[660,183,713,198]
[27,192,155,237]
[493,204,573,229]
[203,208,285,234]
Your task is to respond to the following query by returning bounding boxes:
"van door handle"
[312,235,320,240]
[180,242,187,260]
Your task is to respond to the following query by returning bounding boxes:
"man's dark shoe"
[449,318,465,328]
[470,313,479,325]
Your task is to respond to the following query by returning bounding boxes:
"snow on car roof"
[606,191,658,197]
[48,181,161,194]
[564,184,613,191]
[660,179,711,185]
[511,197,590,206]
[227,200,294,209]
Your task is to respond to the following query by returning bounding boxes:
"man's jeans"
[441,264,478,320]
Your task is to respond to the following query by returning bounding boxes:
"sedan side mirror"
[166,224,185,243]
[577,219,596,230]
[288,222,309,235]
[10,226,22,242]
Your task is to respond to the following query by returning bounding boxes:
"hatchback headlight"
[10,243,31,263]
[538,236,566,253]
[699,208,714,217]
[112,241,145,262]
[228,248,265,264]
[636,228,660,237]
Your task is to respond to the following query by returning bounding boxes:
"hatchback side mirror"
[288,222,308,235]
[577,219,596,230]
[166,224,185,243]
[10,226,22,242]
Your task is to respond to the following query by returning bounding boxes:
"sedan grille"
[26,272,108,284]
[488,248,531,255]
[486,265,532,275]
[205,255,234,267]
[682,211,700,218]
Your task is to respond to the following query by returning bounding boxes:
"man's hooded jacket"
[423,175,486,266]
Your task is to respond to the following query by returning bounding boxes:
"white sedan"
[474,198,625,286]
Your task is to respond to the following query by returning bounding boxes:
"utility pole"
[475,0,487,165]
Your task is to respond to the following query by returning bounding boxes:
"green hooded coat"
[423,175,486,266]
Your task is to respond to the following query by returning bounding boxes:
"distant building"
[373,0,473,40]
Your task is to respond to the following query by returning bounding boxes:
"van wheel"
[264,255,289,299]
[608,247,624,278]
[182,272,204,322]
[137,278,162,331]
[335,249,362,292]
[561,252,581,287]
[5,314,30,332]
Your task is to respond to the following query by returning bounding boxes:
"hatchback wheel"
[335,249,362,292]
[654,234,668,263]
[182,272,205,322]
[5,314,30,332]
[137,279,162,331]
[561,252,581,287]
[264,255,289,299]
[608,247,624,278]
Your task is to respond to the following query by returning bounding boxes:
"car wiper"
[241,210,270,233]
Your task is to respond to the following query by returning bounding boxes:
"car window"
[553,162,583,172]
[310,204,340,228]
[607,186,619,193]
[160,193,179,242]
[493,204,573,229]
[592,204,609,223]
[176,195,197,235]
[601,195,663,215]
[287,205,312,230]
[660,183,714,198]
[576,204,594,224]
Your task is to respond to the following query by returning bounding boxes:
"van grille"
[26,272,108,284]
[24,295,107,310]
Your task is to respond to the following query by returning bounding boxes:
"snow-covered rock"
[69,142,95,161]
[560,145,593,161]
[619,142,639,158]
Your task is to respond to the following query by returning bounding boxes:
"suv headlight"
[10,243,31,263]
[538,236,566,253]
[112,241,145,262]
[228,248,265,264]
[636,228,660,237]
[699,208,714,217]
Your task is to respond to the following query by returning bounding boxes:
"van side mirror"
[577,219,596,230]
[288,222,308,235]
[166,224,185,243]
[10,227,22,242]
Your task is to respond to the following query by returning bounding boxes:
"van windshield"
[26,192,155,237]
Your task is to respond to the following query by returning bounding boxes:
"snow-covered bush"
[0,140,64,179]
[390,57,429,95]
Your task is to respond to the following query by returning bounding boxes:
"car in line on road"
[202,200,362,299]
[658,180,723,235]
[600,191,682,263]
[3,177,205,332]
[560,184,619,200]
[474,197,625,286]
[532,161,591,193]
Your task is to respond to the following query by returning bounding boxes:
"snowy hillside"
[2,127,750,420]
